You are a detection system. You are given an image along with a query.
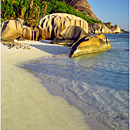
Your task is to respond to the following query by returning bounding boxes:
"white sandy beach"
[1,40,112,130]
[1,40,90,130]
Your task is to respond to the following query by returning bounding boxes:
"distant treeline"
[1,0,101,27]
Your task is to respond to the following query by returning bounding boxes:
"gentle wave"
[23,33,129,130]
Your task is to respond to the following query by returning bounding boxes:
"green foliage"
[1,0,102,26]
[45,0,101,24]
[1,18,10,23]
[47,0,73,14]
[105,24,111,29]
[1,0,47,27]
[1,0,16,18]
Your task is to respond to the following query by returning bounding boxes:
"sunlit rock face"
[64,0,99,20]
[88,23,121,34]
[38,13,88,39]
[69,34,111,58]
[111,25,121,33]
[51,25,89,46]
[1,20,23,39]
[22,26,39,41]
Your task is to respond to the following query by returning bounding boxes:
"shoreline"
[1,40,90,130]
[32,70,113,130]
[2,40,111,130]
[23,54,112,130]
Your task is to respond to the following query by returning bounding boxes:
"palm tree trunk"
[20,8,25,20]
[30,0,33,8]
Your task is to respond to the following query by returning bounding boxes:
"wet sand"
[1,40,111,130]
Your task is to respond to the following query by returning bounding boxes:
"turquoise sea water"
[23,33,129,130]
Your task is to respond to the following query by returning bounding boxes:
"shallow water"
[23,33,129,130]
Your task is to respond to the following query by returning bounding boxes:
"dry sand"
[1,40,112,130]
[1,40,90,130]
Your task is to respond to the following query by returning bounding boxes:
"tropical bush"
[45,0,102,24]
[105,24,111,29]
[1,0,47,27]
[1,0,102,26]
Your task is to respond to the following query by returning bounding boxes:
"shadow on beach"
[30,40,70,55]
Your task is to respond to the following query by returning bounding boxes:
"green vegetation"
[1,0,102,27]
[45,0,102,24]
[105,24,111,29]
[1,0,47,27]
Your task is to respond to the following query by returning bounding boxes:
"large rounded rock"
[1,20,23,39]
[38,13,88,39]
[15,18,25,28]
[1,20,9,32]
[88,23,112,34]
[69,35,111,58]
[51,26,89,46]
[22,26,39,41]
[111,25,121,33]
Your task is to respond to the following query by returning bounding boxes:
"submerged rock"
[51,26,90,46]
[69,34,111,58]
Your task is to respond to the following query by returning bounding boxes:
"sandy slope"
[1,40,90,130]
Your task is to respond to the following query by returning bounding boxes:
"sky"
[87,0,129,31]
